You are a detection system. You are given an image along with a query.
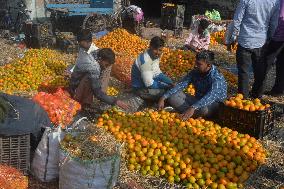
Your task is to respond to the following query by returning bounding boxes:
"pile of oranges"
[0,165,28,189]
[111,55,134,86]
[160,48,196,79]
[219,68,238,88]
[94,29,148,85]
[210,31,238,53]
[210,31,225,45]
[33,88,81,127]
[0,49,68,94]
[225,94,271,112]
[39,76,69,93]
[97,108,267,188]
[95,30,196,84]
[94,28,148,57]
[184,84,195,96]
[107,87,119,96]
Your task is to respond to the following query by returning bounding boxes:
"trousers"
[73,66,112,105]
[135,88,166,102]
[236,45,265,98]
[263,40,284,93]
[168,91,219,118]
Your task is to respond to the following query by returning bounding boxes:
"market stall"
[0,17,283,189]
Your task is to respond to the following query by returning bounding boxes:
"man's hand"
[180,107,195,121]
[64,69,72,77]
[158,97,165,110]
[116,100,130,110]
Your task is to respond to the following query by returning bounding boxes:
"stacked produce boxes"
[160,3,185,30]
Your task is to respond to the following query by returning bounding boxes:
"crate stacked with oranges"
[210,31,225,45]
[97,108,267,188]
[225,94,271,111]
[210,31,238,53]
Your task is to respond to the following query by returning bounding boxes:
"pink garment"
[127,5,144,23]
[185,30,210,50]
[135,12,144,22]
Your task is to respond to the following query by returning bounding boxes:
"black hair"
[97,48,116,65]
[196,50,215,64]
[77,29,92,42]
[199,19,210,30]
[150,36,165,49]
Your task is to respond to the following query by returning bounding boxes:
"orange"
[236,93,244,100]
[180,173,187,180]
[249,105,256,112]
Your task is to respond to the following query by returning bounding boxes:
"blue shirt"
[131,50,173,89]
[163,65,227,110]
[231,0,279,49]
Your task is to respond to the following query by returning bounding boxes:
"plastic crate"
[161,16,184,30]
[218,103,275,139]
[0,134,30,175]
[161,4,185,18]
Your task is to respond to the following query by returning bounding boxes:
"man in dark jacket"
[158,51,227,120]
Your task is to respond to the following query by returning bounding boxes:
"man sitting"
[184,19,211,52]
[69,29,129,111]
[158,50,227,120]
[131,36,173,101]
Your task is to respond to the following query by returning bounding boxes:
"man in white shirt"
[131,36,173,101]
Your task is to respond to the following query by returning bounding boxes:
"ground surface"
[0,27,283,189]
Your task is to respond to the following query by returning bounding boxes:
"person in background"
[158,50,227,120]
[228,0,279,98]
[122,5,144,35]
[184,19,211,52]
[131,36,173,101]
[261,0,284,96]
[69,29,129,111]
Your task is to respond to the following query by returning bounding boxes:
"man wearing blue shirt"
[131,36,173,101]
[158,51,227,120]
[228,0,279,98]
